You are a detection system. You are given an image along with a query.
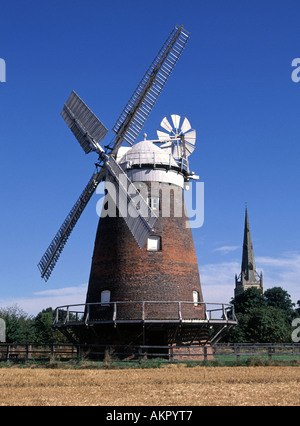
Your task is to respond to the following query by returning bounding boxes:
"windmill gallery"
[38,25,237,359]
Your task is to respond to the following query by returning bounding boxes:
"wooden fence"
[0,343,299,362]
[212,343,300,361]
[0,344,78,362]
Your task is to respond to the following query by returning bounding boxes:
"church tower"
[235,206,263,297]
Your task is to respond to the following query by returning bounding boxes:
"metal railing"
[53,301,236,327]
[123,151,190,173]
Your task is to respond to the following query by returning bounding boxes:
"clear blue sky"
[0,0,300,314]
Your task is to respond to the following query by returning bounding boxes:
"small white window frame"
[101,290,111,306]
[147,196,160,211]
[193,291,199,306]
[147,236,161,251]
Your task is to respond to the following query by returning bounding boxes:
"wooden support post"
[51,344,55,360]
[203,346,207,361]
[235,344,240,361]
[6,344,10,362]
[26,344,32,361]
[268,346,272,360]
[169,346,174,362]
[138,347,143,363]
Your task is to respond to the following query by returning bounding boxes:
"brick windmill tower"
[84,118,205,349]
[38,26,236,356]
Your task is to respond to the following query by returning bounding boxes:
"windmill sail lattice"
[38,171,102,281]
[105,156,158,248]
[61,91,108,154]
[38,25,190,281]
[111,25,190,150]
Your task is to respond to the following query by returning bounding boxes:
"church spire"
[235,205,263,297]
[241,206,257,282]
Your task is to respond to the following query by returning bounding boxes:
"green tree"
[33,307,65,344]
[246,306,292,343]
[225,286,295,343]
[231,287,266,315]
[296,300,300,316]
[226,312,248,343]
[264,287,295,321]
[0,305,34,343]
[0,305,69,344]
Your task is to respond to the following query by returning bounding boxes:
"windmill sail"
[38,170,104,281]
[61,91,108,154]
[105,156,158,248]
[38,161,158,280]
[111,25,190,151]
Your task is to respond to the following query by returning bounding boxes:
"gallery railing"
[53,301,237,326]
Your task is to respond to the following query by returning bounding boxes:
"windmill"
[38,25,237,357]
[38,25,190,282]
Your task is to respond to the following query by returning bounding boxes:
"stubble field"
[0,365,299,406]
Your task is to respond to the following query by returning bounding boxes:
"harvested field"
[0,366,299,406]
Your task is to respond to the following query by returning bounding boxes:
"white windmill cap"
[119,139,177,167]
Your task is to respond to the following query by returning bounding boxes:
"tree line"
[0,286,299,344]
[0,306,67,344]
[225,286,300,343]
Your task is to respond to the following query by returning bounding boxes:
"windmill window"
[147,196,160,211]
[101,290,111,306]
[147,236,161,251]
[193,291,199,306]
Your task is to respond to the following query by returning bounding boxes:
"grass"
[1,354,300,369]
